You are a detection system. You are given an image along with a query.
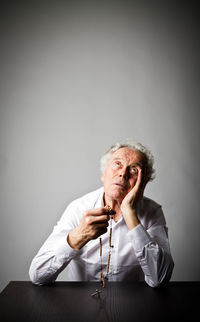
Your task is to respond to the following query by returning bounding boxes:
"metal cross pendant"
[91,289,102,297]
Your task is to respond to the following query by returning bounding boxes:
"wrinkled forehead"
[109,147,144,165]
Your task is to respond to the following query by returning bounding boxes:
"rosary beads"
[91,205,114,297]
[100,205,114,288]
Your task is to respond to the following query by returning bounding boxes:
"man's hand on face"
[67,207,115,250]
[120,166,147,230]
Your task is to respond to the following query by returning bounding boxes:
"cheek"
[101,169,115,185]
[129,177,138,189]
[101,173,105,183]
[101,168,112,182]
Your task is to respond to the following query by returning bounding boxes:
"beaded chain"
[91,205,114,297]
[100,205,114,288]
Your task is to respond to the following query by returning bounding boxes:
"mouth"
[113,183,127,190]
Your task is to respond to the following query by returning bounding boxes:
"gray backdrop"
[0,0,200,292]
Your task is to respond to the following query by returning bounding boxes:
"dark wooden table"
[0,281,199,322]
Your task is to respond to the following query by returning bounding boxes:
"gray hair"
[100,140,156,182]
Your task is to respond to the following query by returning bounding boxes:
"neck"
[103,193,122,222]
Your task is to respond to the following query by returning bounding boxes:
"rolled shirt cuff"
[127,224,153,254]
[54,236,81,266]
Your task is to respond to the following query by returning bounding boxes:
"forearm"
[29,235,80,285]
[29,252,65,286]
[67,227,90,250]
[128,224,174,287]
[122,206,140,230]
[141,242,174,287]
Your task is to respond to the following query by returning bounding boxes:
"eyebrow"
[112,158,123,162]
[112,158,142,167]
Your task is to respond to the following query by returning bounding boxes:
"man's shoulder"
[138,196,165,227]
[142,196,161,211]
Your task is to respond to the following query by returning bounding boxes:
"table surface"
[0,281,199,322]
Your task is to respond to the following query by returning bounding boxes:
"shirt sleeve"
[29,201,82,286]
[127,206,174,287]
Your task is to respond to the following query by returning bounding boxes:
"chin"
[108,190,126,202]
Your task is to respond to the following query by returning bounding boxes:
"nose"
[119,167,129,179]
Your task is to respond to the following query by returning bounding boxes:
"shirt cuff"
[54,237,81,265]
[127,224,153,253]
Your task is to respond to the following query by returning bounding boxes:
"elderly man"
[29,141,174,287]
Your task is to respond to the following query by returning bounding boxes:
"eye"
[130,167,138,174]
[112,161,122,169]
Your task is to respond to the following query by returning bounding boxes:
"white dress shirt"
[29,187,174,287]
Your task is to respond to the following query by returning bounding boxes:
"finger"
[85,208,115,220]
[85,208,112,217]
[103,206,116,216]
[99,227,108,236]
[135,167,143,190]
[92,227,108,239]
[140,171,148,201]
[85,214,110,226]
[93,222,109,229]
[141,166,147,186]
[91,223,109,238]
[91,215,110,224]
